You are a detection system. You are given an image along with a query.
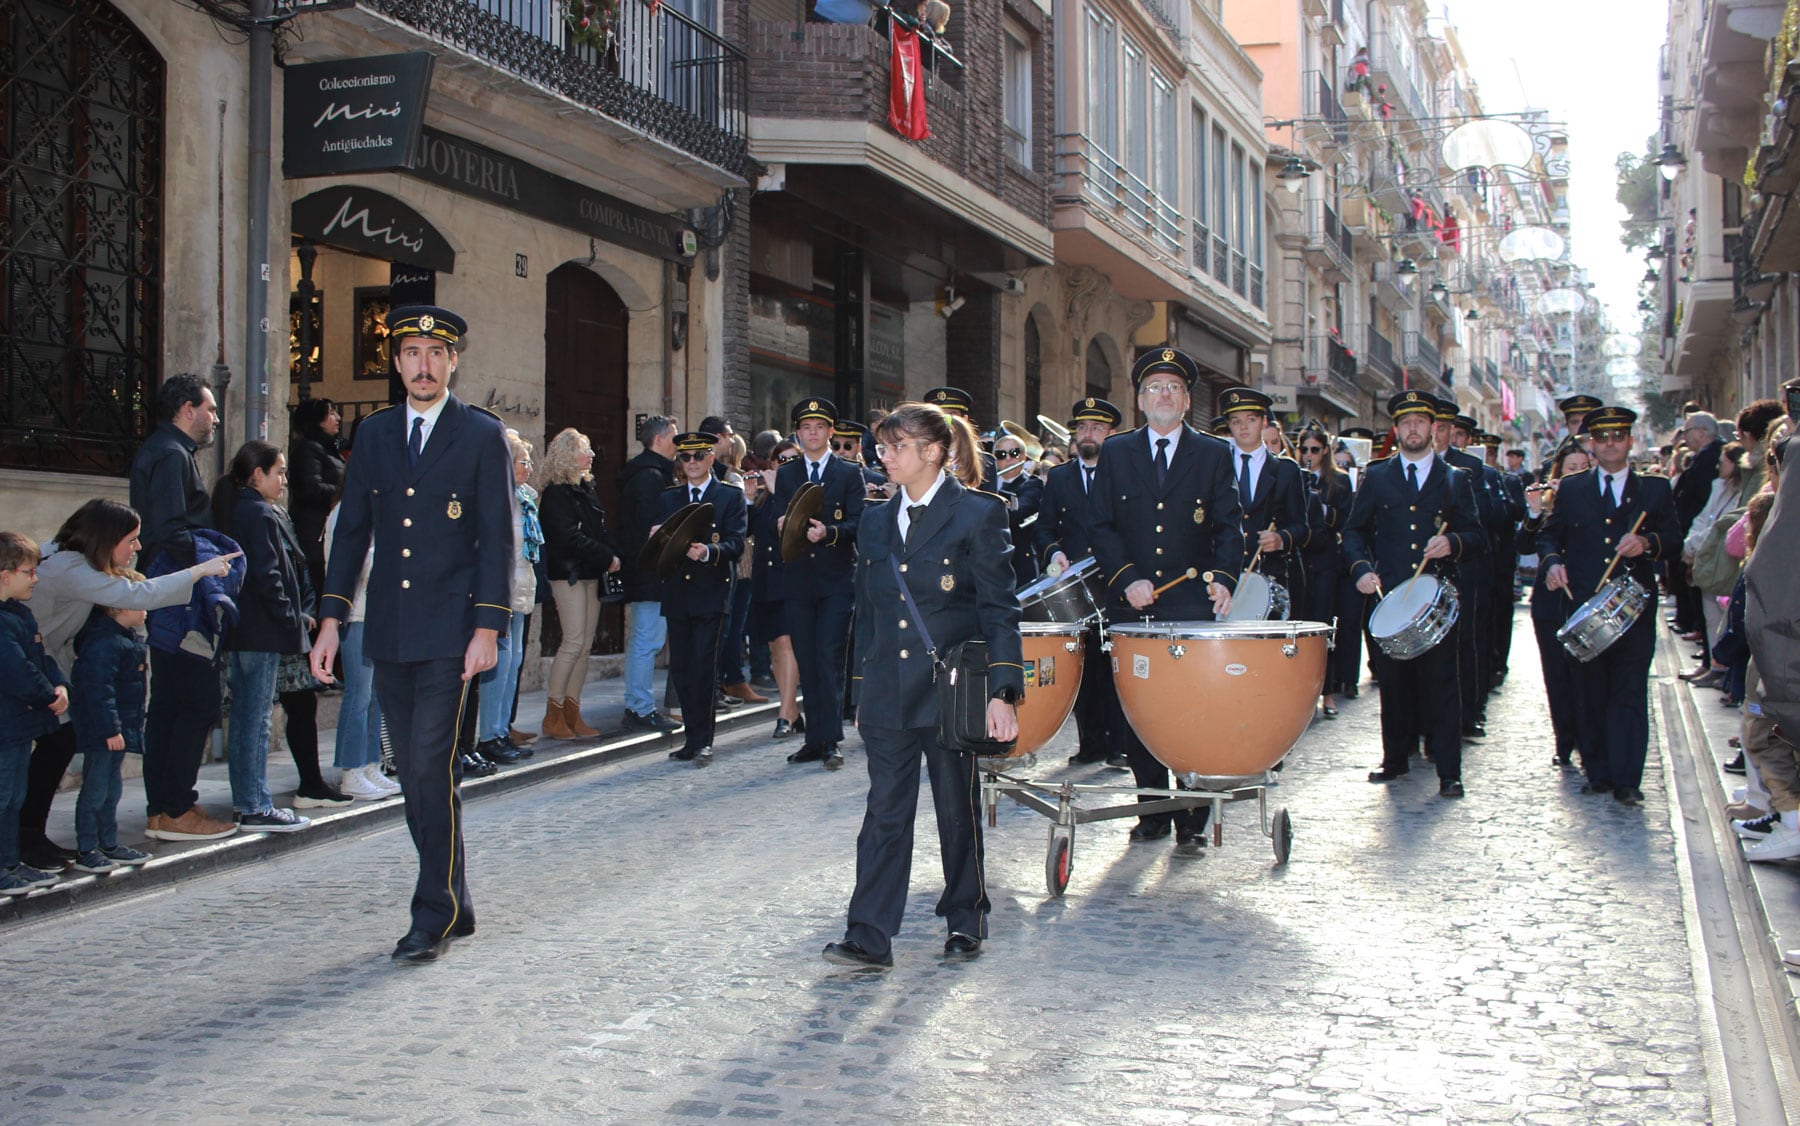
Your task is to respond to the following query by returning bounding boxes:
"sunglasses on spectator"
[994,448,1026,460]
[831,440,861,451]
[676,451,710,462]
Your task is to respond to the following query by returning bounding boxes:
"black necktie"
[906,503,926,545]
[1156,438,1170,487]
[1603,474,1617,512]
[1083,465,1095,494]
[408,416,424,468]
[692,486,702,505]
[1407,462,1419,495]
[1238,453,1252,509]
[809,459,821,484]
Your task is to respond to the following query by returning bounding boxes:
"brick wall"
[721,189,752,433]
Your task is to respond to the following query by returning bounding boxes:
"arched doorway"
[1,0,164,475]
[542,262,630,655]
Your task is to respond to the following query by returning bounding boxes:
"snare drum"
[1557,576,1649,662]
[1368,575,1459,660]
[1223,571,1291,623]
[1005,623,1087,758]
[1018,554,1106,626]
[1107,620,1329,782]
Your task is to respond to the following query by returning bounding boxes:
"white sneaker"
[1784,949,1800,971]
[361,763,402,796]
[338,768,387,799]
[1745,823,1800,862]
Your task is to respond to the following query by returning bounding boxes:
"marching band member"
[1436,400,1498,739]
[1091,349,1244,847]
[921,387,999,490]
[825,402,1023,969]
[1538,406,1680,804]
[1475,432,1527,686]
[1036,397,1127,766]
[992,430,1043,588]
[1296,422,1353,717]
[1220,386,1313,614]
[1341,390,1486,798]
[1523,439,1590,769]
[774,398,864,771]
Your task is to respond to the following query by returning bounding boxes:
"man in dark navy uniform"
[1217,385,1313,612]
[775,397,864,770]
[922,387,999,490]
[992,428,1043,588]
[311,306,515,964]
[1036,397,1127,766]
[1091,348,1244,847]
[1472,431,1527,681]
[1539,405,1680,804]
[656,432,748,766]
[833,420,888,492]
[1341,390,1486,797]
[1434,398,1497,738]
[1556,393,1603,465]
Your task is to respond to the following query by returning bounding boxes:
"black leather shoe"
[695,746,714,767]
[1104,753,1130,769]
[822,940,892,969]
[449,918,476,939]
[1367,768,1408,783]
[788,744,827,764]
[459,753,497,778]
[392,929,448,964]
[1462,722,1486,740]
[791,714,805,734]
[1344,685,1359,699]
[1723,752,1746,774]
[669,747,698,762]
[1439,779,1465,798]
[823,747,844,770]
[1069,749,1107,764]
[773,718,797,739]
[943,933,982,958]
[1552,751,1574,768]
[1614,787,1645,805]
[477,738,523,765]
[1175,828,1208,848]
[1128,821,1172,842]
[1580,782,1613,796]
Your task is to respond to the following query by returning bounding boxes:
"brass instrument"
[1035,414,1072,454]
[999,419,1044,462]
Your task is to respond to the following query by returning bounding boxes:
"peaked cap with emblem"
[1068,397,1123,428]
[387,305,466,347]
[1130,346,1200,390]
[1218,385,1274,417]
[790,397,838,427]
[922,386,975,415]
[1558,393,1603,416]
[1208,414,1230,436]
[1580,405,1636,434]
[1342,426,1377,440]
[674,431,718,453]
[833,419,869,440]
[1474,432,1500,448]
[1428,395,1460,421]
[1387,390,1436,420]
[1452,413,1480,434]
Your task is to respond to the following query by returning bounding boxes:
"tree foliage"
[1616,136,1660,252]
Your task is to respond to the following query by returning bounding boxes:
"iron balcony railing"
[1480,358,1501,390]
[1402,330,1441,382]
[1303,71,1349,148]
[1306,199,1353,278]
[1329,337,1358,392]
[1055,134,1184,261]
[1192,218,1210,276]
[1250,262,1264,309]
[1366,31,1428,123]
[1305,334,1361,394]
[364,0,749,175]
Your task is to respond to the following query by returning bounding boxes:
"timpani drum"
[1107,620,1329,783]
[1017,554,1106,626]
[1003,622,1087,759]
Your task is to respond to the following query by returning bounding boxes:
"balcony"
[1300,71,1350,156]
[1304,334,1362,411]
[1365,31,1429,123]
[1304,199,1354,282]
[1370,261,1415,315]
[1365,326,1400,387]
[1402,330,1443,385]
[1051,135,1185,296]
[1480,358,1502,391]
[360,0,748,177]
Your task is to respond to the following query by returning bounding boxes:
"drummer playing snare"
[1090,348,1244,849]
[1340,391,1486,799]
[1537,405,1679,805]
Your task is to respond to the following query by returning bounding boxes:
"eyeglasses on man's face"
[676,451,710,462]
[994,447,1026,460]
[1140,381,1185,397]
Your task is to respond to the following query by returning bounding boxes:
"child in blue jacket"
[0,532,70,895]
[69,593,153,874]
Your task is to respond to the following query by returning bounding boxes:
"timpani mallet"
[1151,568,1199,598]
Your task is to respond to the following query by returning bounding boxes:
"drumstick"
[1245,522,1277,575]
[1597,512,1648,587]
[1408,519,1448,584]
[1151,568,1198,598]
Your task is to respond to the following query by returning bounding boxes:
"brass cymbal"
[638,501,714,579]
[780,481,824,562]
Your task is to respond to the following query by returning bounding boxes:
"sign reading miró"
[283,52,434,179]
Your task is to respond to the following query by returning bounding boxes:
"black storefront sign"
[291,185,456,273]
[389,263,436,305]
[408,127,697,263]
[283,52,434,179]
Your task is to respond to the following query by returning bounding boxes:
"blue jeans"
[226,650,281,815]
[75,749,124,851]
[478,611,527,742]
[623,601,667,716]
[0,740,28,868]
[332,622,384,770]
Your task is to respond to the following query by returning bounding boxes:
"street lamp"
[1396,257,1418,278]
[1277,155,1310,194]
[1429,279,1449,298]
[1642,266,1659,284]
[1465,308,1481,322]
[1657,143,1688,181]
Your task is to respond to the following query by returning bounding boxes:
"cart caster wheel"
[1271,808,1292,866]
[1046,834,1073,897]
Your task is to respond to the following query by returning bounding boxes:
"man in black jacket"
[615,416,679,732]
[129,374,239,844]
[1670,411,1721,654]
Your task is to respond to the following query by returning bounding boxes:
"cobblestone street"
[0,610,1726,1122]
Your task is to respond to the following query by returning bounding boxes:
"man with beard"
[1341,390,1486,797]
[1091,350,1244,850]
[1036,397,1127,767]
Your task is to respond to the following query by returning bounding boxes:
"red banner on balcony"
[887,26,930,141]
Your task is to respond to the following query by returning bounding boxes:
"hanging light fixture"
[1397,257,1418,277]
[1637,298,1654,312]
[1465,308,1481,322]
[1429,279,1449,297]
[1277,155,1310,194]
[1642,266,1659,284]
[1657,143,1688,181]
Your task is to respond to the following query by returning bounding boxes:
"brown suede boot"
[562,697,600,738]
[540,699,575,740]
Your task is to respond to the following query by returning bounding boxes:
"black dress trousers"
[373,656,475,939]
[668,612,724,753]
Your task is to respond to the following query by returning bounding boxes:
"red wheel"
[1046,833,1073,897]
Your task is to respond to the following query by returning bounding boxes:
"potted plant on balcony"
[565,0,621,51]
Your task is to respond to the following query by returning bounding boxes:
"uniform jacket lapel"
[408,396,464,484]
[1156,425,1203,499]
[901,477,963,560]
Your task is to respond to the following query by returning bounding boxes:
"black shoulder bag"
[888,556,1015,755]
